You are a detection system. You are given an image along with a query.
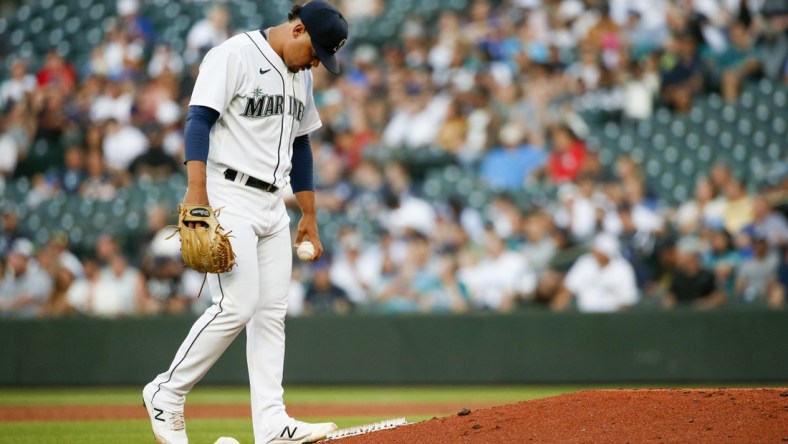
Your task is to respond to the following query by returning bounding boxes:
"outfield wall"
[1,310,786,385]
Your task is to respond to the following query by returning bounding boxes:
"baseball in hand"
[296,241,315,261]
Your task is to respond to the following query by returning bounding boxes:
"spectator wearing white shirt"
[185,4,230,65]
[101,118,148,173]
[329,234,378,305]
[459,231,536,311]
[90,80,134,123]
[381,82,451,149]
[0,60,36,110]
[0,238,53,319]
[551,233,638,312]
[147,44,185,79]
[87,255,151,318]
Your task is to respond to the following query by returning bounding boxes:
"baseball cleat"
[142,390,188,444]
[267,419,338,443]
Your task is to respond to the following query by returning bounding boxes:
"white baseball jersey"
[190,30,322,189]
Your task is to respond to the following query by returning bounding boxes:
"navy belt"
[224,169,278,193]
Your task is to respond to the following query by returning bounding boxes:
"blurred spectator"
[340,0,382,20]
[91,80,134,123]
[52,145,87,195]
[554,175,604,242]
[674,176,726,235]
[129,126,182,181]
[94,22,146,80]
[39,267,77,318]
[703,228,742,298]
[148,44,185,79]
[485,193,524,240]
[25,173,58,208]
[373,232,431,313]
[65,258,99,314]
[0,102,35,176]
[659,33,703,112]
[546,124,586,183]
[329,232,380,306]
[76,254,151,318]
[758,16,788,80]
[381,80,451,149]
[704,21,761,102]
[734,235,784,307]
[0,210,25,255]
[435,98,468,156]
[551,233,638,312]
[185,4,231,65]
[423,254,470,313]
[458,230,535,312]
[102,118,149,174]
[0,60,36,110]
[47,233,85,280]
[479,123,546,190]
[521,208,557,275]
[80,150,117,201]
[314,152,354,213]
[663,241,726,310]
[721,177,754,234]
[621,56,659,121]
[117,0,155,48]
[0,239,53,319]
[747,195,788,248]
[36,51,77,96]
[305,260,352,315]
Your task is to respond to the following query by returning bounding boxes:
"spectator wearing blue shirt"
[480,123,546,191]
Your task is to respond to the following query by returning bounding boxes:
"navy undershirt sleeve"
[184,105,220,163]
[290,135,314,192]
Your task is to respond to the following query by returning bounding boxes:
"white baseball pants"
[145,165,293,442]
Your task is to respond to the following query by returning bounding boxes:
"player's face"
[285,23,321,73]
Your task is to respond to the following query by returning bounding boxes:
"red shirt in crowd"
[548,141,587,183]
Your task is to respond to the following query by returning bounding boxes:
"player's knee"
[222,301,257,324]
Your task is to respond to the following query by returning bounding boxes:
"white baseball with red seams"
[297,241,315,261]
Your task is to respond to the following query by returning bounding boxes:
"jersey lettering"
[240,93,305,122]
[287,96,305,122]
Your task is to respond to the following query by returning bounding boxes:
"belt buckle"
[265,182,275,192]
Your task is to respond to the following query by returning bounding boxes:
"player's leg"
[143,176,264,441]
[247,215,337,443]
[246,223,291,441]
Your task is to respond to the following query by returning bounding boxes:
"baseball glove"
[169,204,235,274]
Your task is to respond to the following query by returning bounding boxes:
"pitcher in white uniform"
[142,2,349,443]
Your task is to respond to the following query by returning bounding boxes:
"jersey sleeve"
[189,45,244,117]
[295,70,322,137]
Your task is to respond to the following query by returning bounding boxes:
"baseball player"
[142,2,348,443]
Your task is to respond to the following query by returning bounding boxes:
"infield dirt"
[331,388,788,443]
[2,388,785,443]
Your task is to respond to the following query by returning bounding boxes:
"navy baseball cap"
[300,1,348,74]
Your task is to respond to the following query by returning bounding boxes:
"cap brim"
[315,44,340,74]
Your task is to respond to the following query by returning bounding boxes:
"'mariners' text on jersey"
[240,93,305,122]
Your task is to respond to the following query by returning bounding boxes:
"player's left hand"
[295,214,323,262]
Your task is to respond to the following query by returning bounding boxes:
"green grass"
[0,384,780,443]
[0,385,584,406]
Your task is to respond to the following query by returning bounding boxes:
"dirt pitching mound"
[332,389,788,443]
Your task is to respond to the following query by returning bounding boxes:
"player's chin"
[287,65,308,73]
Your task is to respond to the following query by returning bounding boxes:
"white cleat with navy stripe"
[142,389,188,444]
[267,420,338,443]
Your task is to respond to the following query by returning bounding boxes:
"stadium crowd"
[0,0,787,319]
